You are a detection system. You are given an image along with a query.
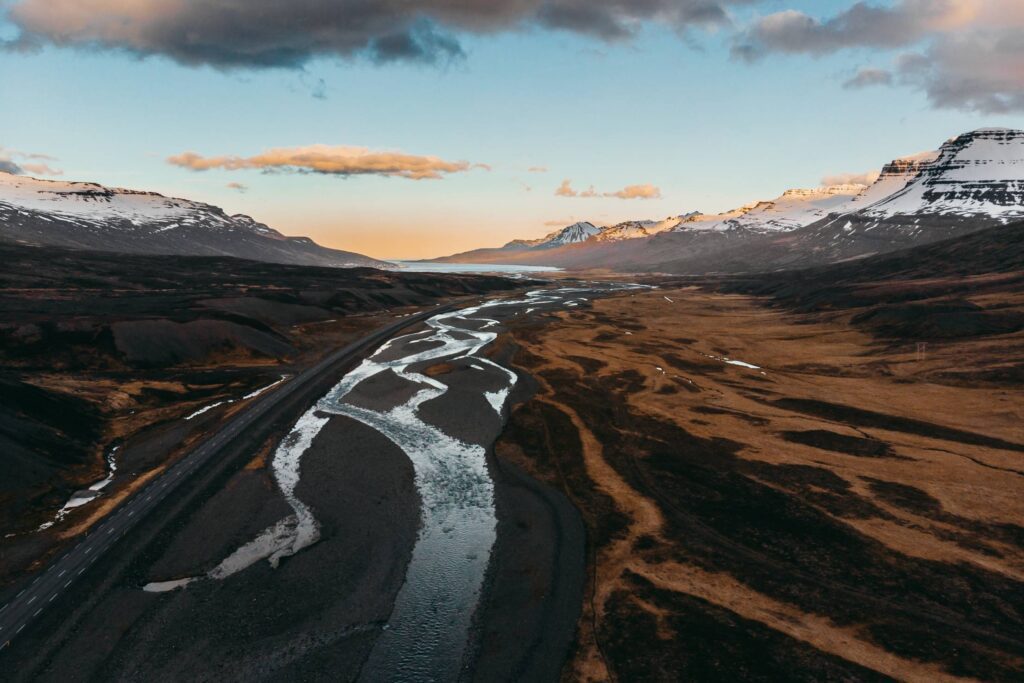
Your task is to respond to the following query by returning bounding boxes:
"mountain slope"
[798,128,1024,262]
[716,218,1024,348]
[862,128,1024,220]
[675,184,866,234]
[433,128,1024,274]
[0,172,389,269]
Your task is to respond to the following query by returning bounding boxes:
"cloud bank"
[734,0,1024,113]
[168,145,477,180]
[4,0,754,69]
[555,179,662,200]
[5,1,1019,113]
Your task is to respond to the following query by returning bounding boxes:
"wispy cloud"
[226,182,248,192]
[528,166,548,173]
[0,146,62,175]
[3,0,752,69]
[842,67,893,90]
[556,179,662,200]
[605,184,662,200]
[168,145,478,181]
[733,0,1024,113]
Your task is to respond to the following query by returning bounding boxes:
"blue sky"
[2,0,1023,258]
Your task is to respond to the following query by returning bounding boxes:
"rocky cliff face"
[838,151,940,213]
[860,128,1024,220]
[801,129,1024,261]
[0,172,389,269]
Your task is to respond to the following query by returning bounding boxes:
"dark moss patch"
[662,353,725,374]
[565,355,607,375]
[691,405,770,426]
[781,430,901,459]
[599,571,891,682]
[770,398,1024,453]
[537,370,1024,679]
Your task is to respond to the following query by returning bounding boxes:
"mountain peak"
[0,172,388,268]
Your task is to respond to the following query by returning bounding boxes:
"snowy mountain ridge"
[433,127,1024,273]
[480,128,1024,258]
[0,172,389,268]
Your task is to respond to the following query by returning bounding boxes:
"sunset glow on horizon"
[3,0,1024,259]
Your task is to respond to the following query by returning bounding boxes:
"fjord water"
[390,261,561,274]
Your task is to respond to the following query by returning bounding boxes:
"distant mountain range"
[0,173,389,269]
[436,128,1024,273]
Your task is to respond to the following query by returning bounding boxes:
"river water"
[146,282,641,679]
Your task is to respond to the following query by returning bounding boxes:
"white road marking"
[26,596,35,605]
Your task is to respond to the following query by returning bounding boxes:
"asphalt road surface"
[0,304,455,651]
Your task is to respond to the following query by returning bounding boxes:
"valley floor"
[496,287,1024,681]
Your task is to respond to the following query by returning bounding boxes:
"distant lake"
[390,261,562,274]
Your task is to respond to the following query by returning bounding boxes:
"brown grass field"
[496,286,1024,681]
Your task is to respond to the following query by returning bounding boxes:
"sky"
[2,0,1024,259]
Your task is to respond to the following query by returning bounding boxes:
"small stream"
[38,446,119,531]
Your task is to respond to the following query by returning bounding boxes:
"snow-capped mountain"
[433,127,1024,273]
[839,150,940,212]
[0,172,389,268]
[540,221,602,247]
[594,220,656,242]
[796,129,1024,264]
[855,128,1024,221]
[503,214,698,250]
[503,221,601,249]
[674,184,867,234]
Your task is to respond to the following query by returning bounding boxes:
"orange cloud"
[556,179,661,200]
[168,144,477,180]
[820,170,880,187]
[605,183,662,200]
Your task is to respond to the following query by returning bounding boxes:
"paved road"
[0,304,454,650]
